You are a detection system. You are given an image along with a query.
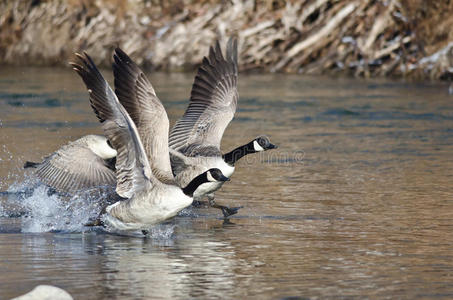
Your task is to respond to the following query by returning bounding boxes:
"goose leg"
[191,196,213,208]
[84,218,104,227]
[191,196,207,208]
[84,205,107,227]
[207,193,243,218]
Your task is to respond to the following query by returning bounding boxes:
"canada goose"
[69,52,229,230]
[166,38,277,216]
[24,134,117,193]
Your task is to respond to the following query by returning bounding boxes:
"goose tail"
[24,161,40,169]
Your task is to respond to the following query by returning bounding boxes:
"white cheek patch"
[253,140,265,152]
[206,171,216,182]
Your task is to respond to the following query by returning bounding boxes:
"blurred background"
[1,0,453,79]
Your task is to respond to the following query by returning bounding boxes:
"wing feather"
[169,38,238,156]
[112,48,174,183]
[34,139,116,193]
[70,52,154,198]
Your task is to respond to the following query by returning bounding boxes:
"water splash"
[2,166,180,238]
[149,224,175,239]
[20,185,72,232]
[1,180,110,233]
[1,174,183,238]
[178,206,199,218]
[2,180,180,238]
[19,186,104,233]
[0,144,25,191]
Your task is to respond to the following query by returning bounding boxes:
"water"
[1,66,453,299]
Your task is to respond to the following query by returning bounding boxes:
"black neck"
[222,141,256,165]
[182,173,208,197]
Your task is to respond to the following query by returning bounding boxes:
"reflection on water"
[1,66,453,299]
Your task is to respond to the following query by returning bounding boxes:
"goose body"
[104,183,192,230]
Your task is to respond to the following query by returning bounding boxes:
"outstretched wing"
[70,53,154,198]
[113,48,173,182]
[35,139,116,193]
[169,38,238,156]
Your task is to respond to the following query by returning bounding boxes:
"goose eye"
[212,170,220,179]
[258,138,267,147]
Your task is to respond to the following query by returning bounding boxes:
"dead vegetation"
[1,0,453,80]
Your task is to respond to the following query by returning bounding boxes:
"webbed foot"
[212,204,243,218]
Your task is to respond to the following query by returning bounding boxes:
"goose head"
[206,168,230,182]
[253,136,277,152]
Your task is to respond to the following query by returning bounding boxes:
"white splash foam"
[19,186,103,233]
[1,179,109,233]
[149,224,175,239]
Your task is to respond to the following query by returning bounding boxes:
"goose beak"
[267,143,278,149]
[219,175,230,182]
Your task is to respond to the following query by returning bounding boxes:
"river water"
[1,66,453,299]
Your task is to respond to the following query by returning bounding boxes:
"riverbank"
[1,0,453,80]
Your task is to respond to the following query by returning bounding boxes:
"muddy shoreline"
[1,0,453,80]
